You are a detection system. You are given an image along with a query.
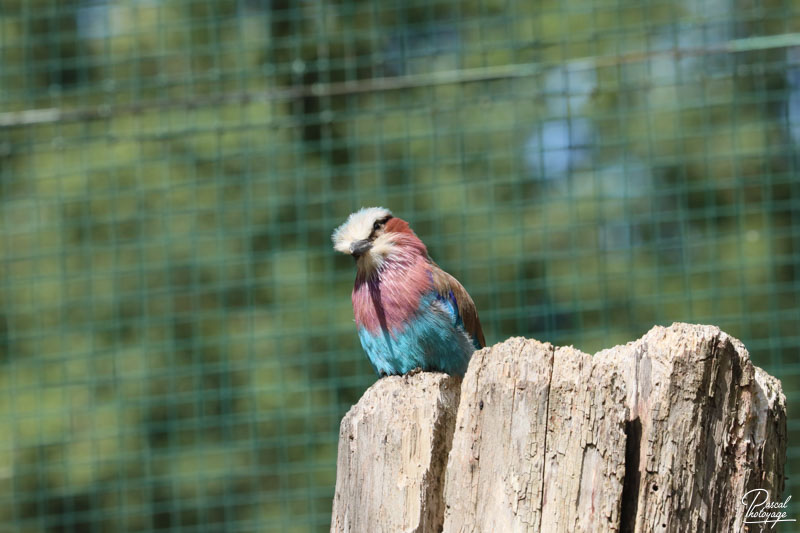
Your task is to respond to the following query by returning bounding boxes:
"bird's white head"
[332,207,393,268]
[333,207,426,274]
[332,207,392,253]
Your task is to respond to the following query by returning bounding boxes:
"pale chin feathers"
[356,234,397,274]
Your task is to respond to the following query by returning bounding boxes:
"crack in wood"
[620,417,643,533]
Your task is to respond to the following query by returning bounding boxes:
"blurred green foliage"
[0,0,799,531]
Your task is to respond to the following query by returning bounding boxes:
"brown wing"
[430,261,486,348]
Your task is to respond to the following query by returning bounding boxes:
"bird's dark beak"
[349,239,372,257]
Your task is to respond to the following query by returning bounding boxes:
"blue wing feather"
[430,262,485,349]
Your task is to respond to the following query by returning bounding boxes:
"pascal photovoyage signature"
[742,488,796,529]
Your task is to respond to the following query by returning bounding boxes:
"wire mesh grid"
[0,0,799,531]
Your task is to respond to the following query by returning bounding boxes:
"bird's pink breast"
[352,254,432,333]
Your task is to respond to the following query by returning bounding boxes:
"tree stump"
[330,324,787,533]
[330,373,461,533]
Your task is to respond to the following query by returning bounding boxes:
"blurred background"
[0,0,798,531]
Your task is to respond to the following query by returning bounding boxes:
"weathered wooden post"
[330,373,461,533]
[331,324,787,532]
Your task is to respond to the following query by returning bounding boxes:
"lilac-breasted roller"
[332,207,485,376]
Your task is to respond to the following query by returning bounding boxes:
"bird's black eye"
[373,221,382,231]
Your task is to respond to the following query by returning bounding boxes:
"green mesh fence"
[1,0,799,531]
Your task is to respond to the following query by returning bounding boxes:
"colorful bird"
[332,207,485,376]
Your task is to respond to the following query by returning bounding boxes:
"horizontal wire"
[1,32,798,128]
